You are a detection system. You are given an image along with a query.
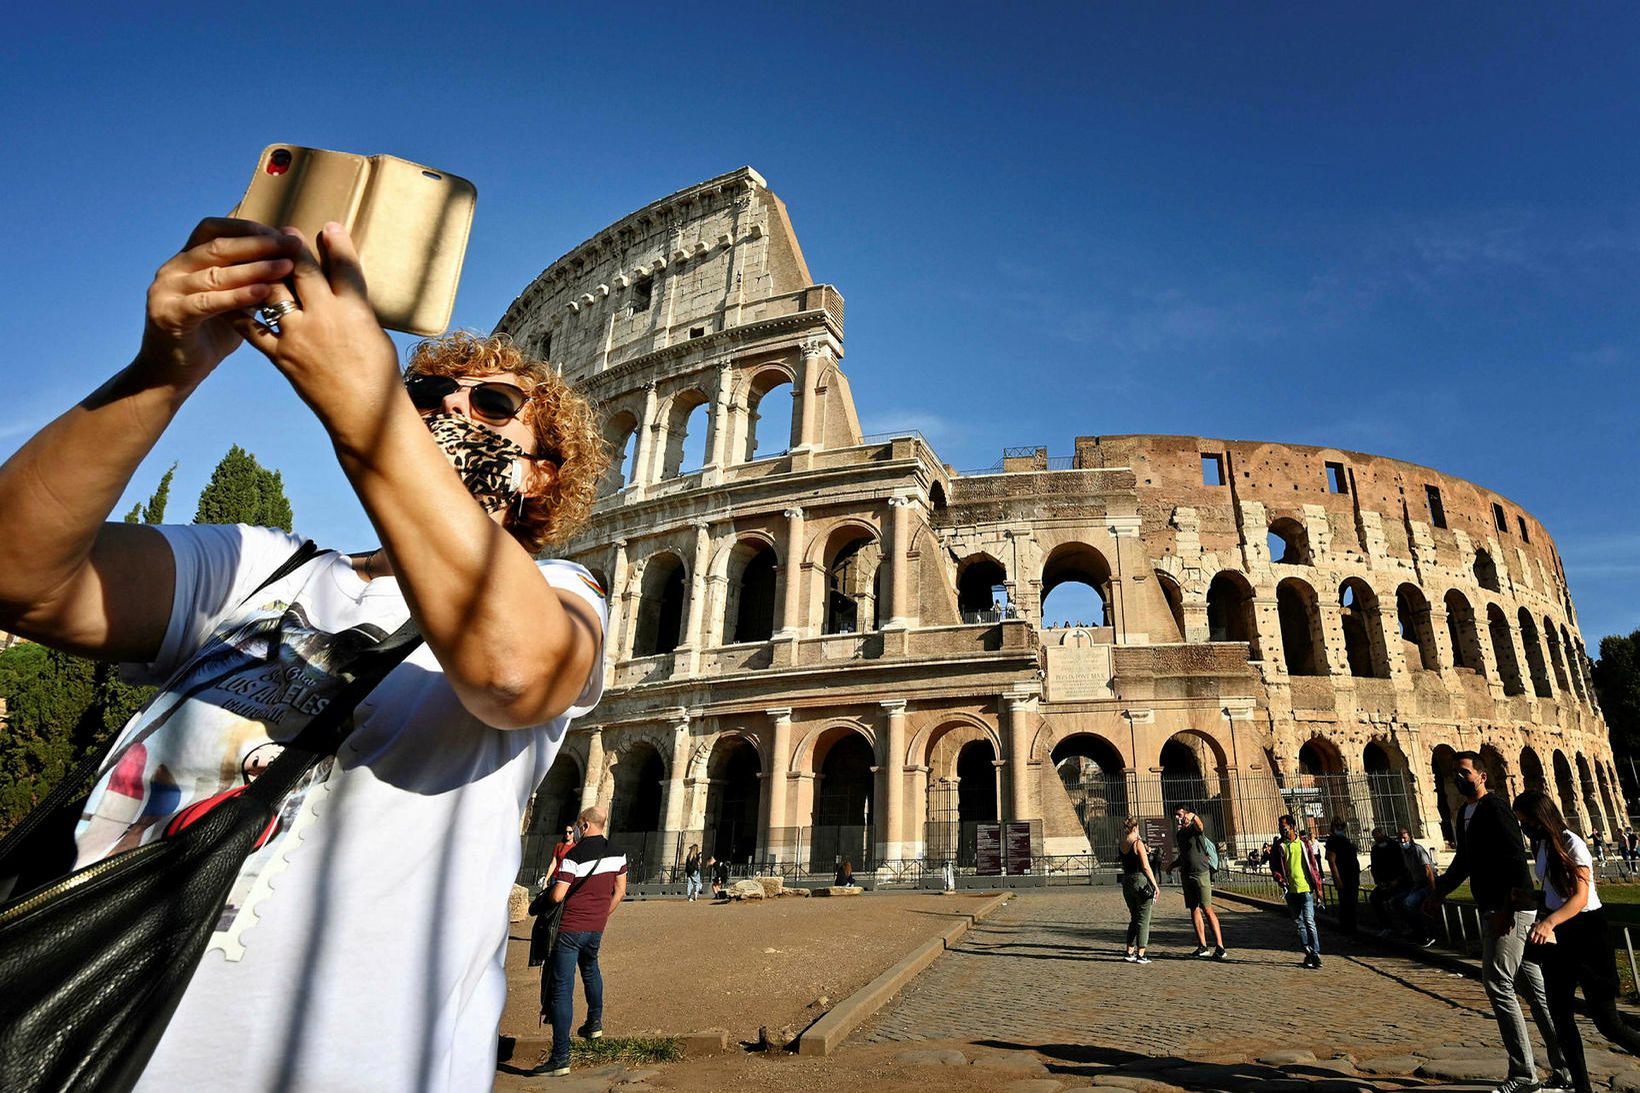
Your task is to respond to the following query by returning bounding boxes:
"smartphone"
[234,145,477,336]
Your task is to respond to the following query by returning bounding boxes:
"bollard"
[1624,925,1639,1002]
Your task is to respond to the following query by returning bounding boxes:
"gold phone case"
[234,145,477,336]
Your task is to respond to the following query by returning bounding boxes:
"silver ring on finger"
[257,298,302,333]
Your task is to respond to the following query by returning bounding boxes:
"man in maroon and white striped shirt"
[533,806,627,1077]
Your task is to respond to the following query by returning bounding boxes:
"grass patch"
[569,1036,684,1065]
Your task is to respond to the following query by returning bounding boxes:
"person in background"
[1368,827,1405,935]
[1395,826,1439,947]
[682,844,702,902]
[1515,790,1640,1093]
[711,856,730,900]
[1325,818,1362,933]
[1119,817,1161,964]
[834,860,856,887]
[1270,814,1325,969]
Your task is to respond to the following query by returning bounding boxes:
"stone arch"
[609,739,666,839]
[1159,729,1231,839]
[1552,750,1581,834]
[1562,625,1587,701]
[1430,743,1461,846]
[600,407,640,494]
[1595,763,1620,841]
[659,386,711,479]
[956,553,1010,620]
[1444,590,1484,673]
[1543,617,1570,692]
[808,725,877,871]
[1486,604,1525,696]
[631,551,688,657]
[816,523,883,635]
[792,719,878,776]
[930,482,948,512]
[1298,734,1354,828]
[1340,577,1390,678]
[1396,584,1440,671]
[1153,570,1186,642]
[1040,542,1113,628]
[719,537,778,645]
[1267,515,1312,565]
[917,716,1004,773]
[520,753,584,882]
[1577,754,1604,835]
[1362,738,1418,835]
[702,734,762,864]
[742,365,796,462]
[1520,745,1548,792]
[1517,609,1552,698]
[1276,577,1328,676]
[1206,570,1261,658]
[1477,743,1512,800]
[1052,732,1130,859]
[1474,549,1501,592]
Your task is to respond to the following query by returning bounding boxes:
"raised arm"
[0,220,299,660]
[239,225,595,728]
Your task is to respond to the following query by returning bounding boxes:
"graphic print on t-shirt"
[73,596,399,960]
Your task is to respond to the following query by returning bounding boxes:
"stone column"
[661,717,693,869]
[881,700,908,859]
[883,497,916,629]
[603,539,628,679]
[762,708,794,862]
[579,729,605,813]
[680,520,712,674]
[1105,515,1143,642]
[794,338,828,452]
[703,358,734,484]
[630,382,660,493]
[777,507,806,637]
[1003,696,1039,822]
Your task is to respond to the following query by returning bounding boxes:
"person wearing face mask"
[1514,791,1640,1093]
[0,219,610,1091]
[1430,753,1569,1093]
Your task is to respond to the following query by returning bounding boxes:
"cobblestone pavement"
[855,889,1640,1092]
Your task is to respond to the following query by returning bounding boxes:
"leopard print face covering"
[422,413,529,514]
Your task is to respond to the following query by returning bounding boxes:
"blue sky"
[3,4,1636,644]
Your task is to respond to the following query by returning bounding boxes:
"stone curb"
[795,892,1012,1057]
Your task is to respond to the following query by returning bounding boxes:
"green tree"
[142,462,176,525]
[194,446,294,529]
[1593,628,1640,757]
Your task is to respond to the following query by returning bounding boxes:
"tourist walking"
[1166,806,1227,959]
[1325,818,1362,933]
[1514,790,1640,1093]
[1118,818,1160,964]
[534,806,628,1078]
[1431,752,1568,1093]
[683,844,703,902]
[1270,814,1324,968]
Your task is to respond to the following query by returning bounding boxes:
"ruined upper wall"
[494,168,820,384]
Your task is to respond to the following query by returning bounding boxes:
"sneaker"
[1191,945,1211,958]
[1418,936,1437,949]
[1302,952,1316,968]
[528,1061,571,1077]
[1123,953,1138,963]
[577,1022,603,1040]
[1133,955,1152,965]
[1489,1079,1540,1093]
[1541,1070,1574,1093]
[1212,945,1227,961]
[1312,954,1323,969]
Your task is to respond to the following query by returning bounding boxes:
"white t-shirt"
[74,525,606,1092]
[1536,829,1602,913]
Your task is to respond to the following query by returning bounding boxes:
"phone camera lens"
[267,149,293,176]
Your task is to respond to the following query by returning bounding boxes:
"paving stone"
[1414,1057,1509,1082]
[1611,1070,1640,1093]
[891,1048,967,1066]
[1002,1081,1065,1093]
[1354,1054,1424,1075]
[971,1052,1049,1075]
[1255,1050,1316,1065]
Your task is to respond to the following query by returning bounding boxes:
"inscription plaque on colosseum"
[1045,644,1115,702]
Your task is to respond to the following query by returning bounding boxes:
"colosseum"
[498,167,1620,882]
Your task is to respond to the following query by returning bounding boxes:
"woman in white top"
[1512,790,1640,1093]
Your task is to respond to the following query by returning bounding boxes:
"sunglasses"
[405,373,535,424]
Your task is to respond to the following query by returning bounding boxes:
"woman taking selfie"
[0,218,610,1090]
[1513,790,1640,1092]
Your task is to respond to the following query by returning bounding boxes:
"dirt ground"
[498,891,1000,1045]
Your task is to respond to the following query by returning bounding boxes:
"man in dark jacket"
[1324,818,1361,933]
[1430,752,1567,1093]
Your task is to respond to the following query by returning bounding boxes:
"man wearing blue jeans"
[532,806,628,1078]
[1270,814,1324,968]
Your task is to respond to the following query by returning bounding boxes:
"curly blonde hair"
[405,331,609,553]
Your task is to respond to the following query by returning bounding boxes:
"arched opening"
[1478,744,1511,800]
[1362,741,1415,835]
[1160,731,1229,842]
[1154,571,1186,642]
[956,554,1009,622]
[1553,750,1581,834]
[600,409,640,494]
[1519,746,1547,793]
[632,554,687,657]
[1577,755,1603,835]
[810,730,876,871]
[1473,550,1501,592]
[1444,591,1483,673]
[1517,609,1552,698]
[1487,604,1525,696]
[929,482,948,512]
[1054,733,1129,860]
[660,389,710,478]
[703,736,762,865]
[1396,584,1440,671]
[1340,578,1389,678]
[1267,516,1312,565]
[743,371,794,462]
[1297,736,1353,831]
[951,740,999,866]
[1206,570,1261,659]
[1562,626,1587,702]
[1040,542,1113,629]
[1543,618,1570,693]
[1430,744,1460,846]
[611,743,666,873]
[520,758,582,883]
[1277,577,1327,676]
[1596,764,1620,840]
[822,528,882,635]
[725,541,778,644]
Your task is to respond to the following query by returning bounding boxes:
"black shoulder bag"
[0,542,423,1093]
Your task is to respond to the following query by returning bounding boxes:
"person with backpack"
[1271,814,1325,968]
[1166,806,1227,959]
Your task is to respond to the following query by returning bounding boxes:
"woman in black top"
[1119,818,1161,964]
